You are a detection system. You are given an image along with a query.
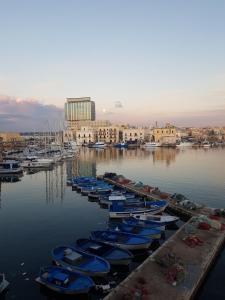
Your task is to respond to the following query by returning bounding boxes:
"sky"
[0,0,225,131]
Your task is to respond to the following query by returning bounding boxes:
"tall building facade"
[65,97,95,125]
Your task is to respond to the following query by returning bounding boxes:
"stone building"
[152,124,176,145]
[75,127,97,145]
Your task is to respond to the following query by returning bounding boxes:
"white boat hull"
[104,240,151,250]
[109,210,159,219]
[0,168,23,174]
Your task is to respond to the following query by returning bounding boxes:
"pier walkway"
[102,176,225,300]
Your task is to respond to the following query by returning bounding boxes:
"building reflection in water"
[45,163,65,204]
[65,147,182,182]
[151,148,180,166]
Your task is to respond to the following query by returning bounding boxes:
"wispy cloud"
[0,95,64,132]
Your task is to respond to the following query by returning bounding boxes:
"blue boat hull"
[52,246,110,277]
[35,266,94,295]
[76,239,133,266]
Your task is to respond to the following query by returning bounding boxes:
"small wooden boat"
[35,266,94,294]
[0,273,9,293]
[134,214,179,225]
[123,218,165,231]
[144,200,168,214]
[114,142,128,148]
[87,187,114,200]
[99,195,141,207]
[76,238,133,266]
[109,201,160,219]
[109,223,161,240]
[77,181,111,193]
[90,230,151,250]
[52,246,110,277]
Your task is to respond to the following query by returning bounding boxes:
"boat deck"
[101,176,225,300]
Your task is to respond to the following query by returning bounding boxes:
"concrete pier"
[102,176,225,300]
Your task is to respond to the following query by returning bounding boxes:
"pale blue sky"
[0,0,225,127]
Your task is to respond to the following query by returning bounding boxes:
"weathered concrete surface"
[102,176,225,300]
[104,219,225,300]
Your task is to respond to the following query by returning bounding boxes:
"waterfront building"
[63,129,76,143]
[0,132,24,142]
[122,128,145,143]
[97,126,120,144]
[75,127,97,145]
[67,119,111,131]
[152,124,176,145]
[65,97,96,128]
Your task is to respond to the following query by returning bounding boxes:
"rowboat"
[109,201,161,219]
[76,238,133,266]
[109,223,161,240]
[123,218,165,231]
[90,230,151,250]
[35,266,94,294]
[52,246,110,277]
[134,214,179,225]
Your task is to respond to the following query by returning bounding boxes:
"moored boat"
[90,142,107,148]
[76,238,133,266]
[90,230,151,250]
[109,201,162,219]
[100,195,142,207]
[144,200,168,214]
[109,223,161,240]
[52,246,110,277]
[123,218,165,231]
[143,142,161,147]
[0,160,23,174]
[35,266,94,294]
[134,214,179,225]
[114,142,128,148]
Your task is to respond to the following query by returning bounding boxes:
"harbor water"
[0,147,225,299]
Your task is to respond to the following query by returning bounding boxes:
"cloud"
[114,101,123,108]
[0,95,64,132]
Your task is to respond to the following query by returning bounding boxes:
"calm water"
[0,147,225,300]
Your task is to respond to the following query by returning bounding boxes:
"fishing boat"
[134,214,179,225]
[109,201,162,219]
[87,187,114,199]
[91,230,151,250]
[76,239,133,266]
[35,266,94,294]
[90,142,107,148]
[114,142,128,148]
[72,178,97,190]
[143,142,161,147]
[21,157,54,168]
[0,273,9,293]
[144,200,168,214]
[99,195,141,207]
[52,246,110,277]
[109,223,161,239]
[0,160,23,174]
[123,218,165,231]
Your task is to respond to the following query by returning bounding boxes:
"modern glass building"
[65,97,95,122]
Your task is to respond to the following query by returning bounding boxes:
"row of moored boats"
[33,175,179,295]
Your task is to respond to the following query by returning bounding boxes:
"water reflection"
[45,164,66,204]
[73,147,181,167]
